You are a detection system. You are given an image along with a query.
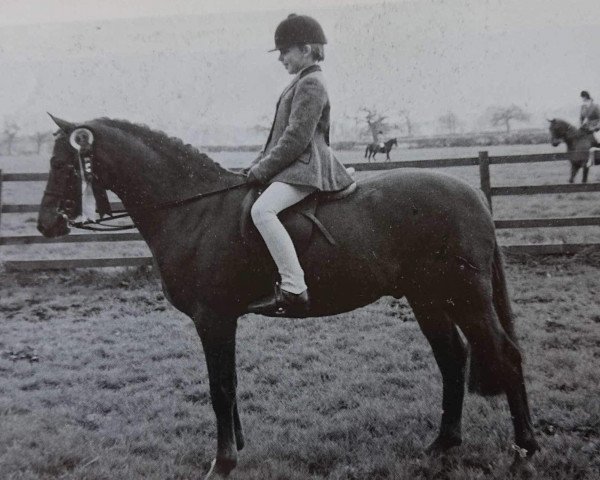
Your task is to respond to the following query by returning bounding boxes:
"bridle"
[54,127,248,232]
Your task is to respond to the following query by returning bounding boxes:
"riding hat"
[269,14,327,52]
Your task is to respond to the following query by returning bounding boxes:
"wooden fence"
[1,151,600,271]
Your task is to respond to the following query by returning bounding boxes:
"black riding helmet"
[269,14,327,52]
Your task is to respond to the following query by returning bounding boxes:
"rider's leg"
[251,182,316,294]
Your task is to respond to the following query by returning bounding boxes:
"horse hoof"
[425,435,462,455]
[204,459,231,480]
[509,453,536,479]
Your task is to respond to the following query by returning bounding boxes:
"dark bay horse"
[548,118,598,183]
[38,116,538,479]
[365,137,397,161]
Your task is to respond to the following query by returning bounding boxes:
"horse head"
[38,116,85,237]
[38,115,241,238]
[548,118,565,147]
[38,115,113,238]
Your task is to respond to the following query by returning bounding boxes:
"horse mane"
[96,117,226,174]
[551,118,581,138]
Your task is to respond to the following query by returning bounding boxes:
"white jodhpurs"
[251,182,316,294]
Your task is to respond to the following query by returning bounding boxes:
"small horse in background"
[365,137,398,161]
[548,118,598,183]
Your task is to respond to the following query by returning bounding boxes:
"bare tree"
[438,111,461,134]
[357,107,391,143]
[34,131,52,154]
[398,109,415,137]
[487,105,530,133]
[3,120,20,155]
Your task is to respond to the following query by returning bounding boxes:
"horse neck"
[558,121,580,144]
[98,131,242,228]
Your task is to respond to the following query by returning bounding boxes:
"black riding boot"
[248,283,310,316]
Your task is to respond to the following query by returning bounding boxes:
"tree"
[438,111,461,135]
[398,109,415,137]
[3,120,20,155]
[357,107,392,142]
[487,105,530,133]
[34,131,52,154]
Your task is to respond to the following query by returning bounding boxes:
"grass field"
[0,255,599,479]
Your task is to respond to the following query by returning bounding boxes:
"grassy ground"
[0,255,598,479]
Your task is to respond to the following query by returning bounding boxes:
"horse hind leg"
[582,165,589,183]
[447,293,539,465]
[408,300,467,454]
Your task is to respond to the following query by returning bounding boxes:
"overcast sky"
[1,0,599,143]
[0,0,389,26]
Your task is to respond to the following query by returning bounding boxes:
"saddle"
[587,147,600,168]
[240,182,357,255]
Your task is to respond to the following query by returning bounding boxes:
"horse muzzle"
[37,211,71,238]
[551,139,561,147]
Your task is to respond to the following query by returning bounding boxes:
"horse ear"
[48,113,75,133]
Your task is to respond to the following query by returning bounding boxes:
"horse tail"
[468,241,519,396]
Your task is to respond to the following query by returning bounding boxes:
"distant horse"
[38,116,538,479]
[365,137,398,161]
[548,118,598,183]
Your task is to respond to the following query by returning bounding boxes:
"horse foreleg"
[233,381,245,450]
[409,300,466,453]
[195,311,240,479]
[569,163,578,183]
[582,166,589,183]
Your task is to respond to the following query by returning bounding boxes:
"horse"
[364,137,397,161]
[548,118,598,183]
[38,116,538,479]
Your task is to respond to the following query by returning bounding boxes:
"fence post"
[478,151,492,212]
[0,169,3,231]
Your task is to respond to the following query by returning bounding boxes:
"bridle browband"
[57,127,248,232]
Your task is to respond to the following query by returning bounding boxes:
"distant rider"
[377,130,388,150]
[580,90,600,143]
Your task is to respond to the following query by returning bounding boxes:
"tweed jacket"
[580,102,600,125]
[249,65,354,192]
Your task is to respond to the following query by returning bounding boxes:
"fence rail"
[2,150,600,270]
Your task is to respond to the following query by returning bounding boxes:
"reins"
[152,181,248,210]
[57,125,249,232]
[68,179,249,232]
